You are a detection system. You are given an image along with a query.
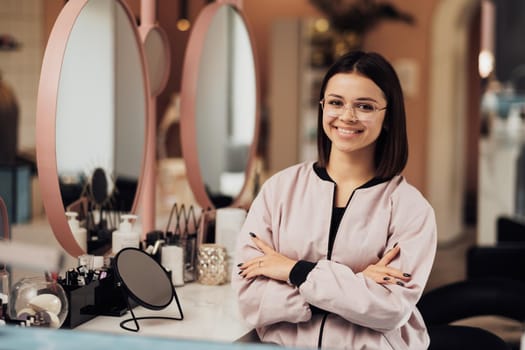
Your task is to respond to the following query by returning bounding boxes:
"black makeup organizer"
[59,259,138,329]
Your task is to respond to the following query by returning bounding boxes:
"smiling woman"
[232,51,437,350]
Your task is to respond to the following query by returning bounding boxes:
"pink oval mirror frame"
[180,1,260,210]
[36,0,151,257]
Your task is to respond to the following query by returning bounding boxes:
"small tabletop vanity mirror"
[36,0,151,258]
[180,0,260,210]
[113,247,183,332]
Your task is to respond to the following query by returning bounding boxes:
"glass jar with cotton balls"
[8,276,68,328]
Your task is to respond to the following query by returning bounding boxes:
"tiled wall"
[0,0,43,152]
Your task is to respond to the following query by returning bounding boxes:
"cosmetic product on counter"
[161,244,184,287]
[145,230,165,263]
[78,254,94,270]
[215,207,246,254]
[182,233,197,283]
[215,207,246,280]
[93,256,104,270]
[165,203,199,283]
[112,214,139,255]
[0,263,9,319]
[66,211,87,252]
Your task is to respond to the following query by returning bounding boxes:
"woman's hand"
[362,245,412,286]
[238,232,297,282]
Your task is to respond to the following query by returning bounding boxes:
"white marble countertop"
[10,218,252,343]
[75,282,252,342]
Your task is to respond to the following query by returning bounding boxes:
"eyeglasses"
[320,98,387,121]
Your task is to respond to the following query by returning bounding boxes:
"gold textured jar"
[197,244,228,285]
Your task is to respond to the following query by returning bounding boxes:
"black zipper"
[317,313,329,349]
[317,188,357,348]
[311,164,390,349]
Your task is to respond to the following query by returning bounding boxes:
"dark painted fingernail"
[393,242,398,248]
[397,281,404,286]
[237,263,243,267]
[403,273,411,278]
[383,277,390,281]
[238,270,243,275]
[249,232,256,237]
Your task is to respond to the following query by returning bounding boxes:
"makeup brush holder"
[60,280,99,328]
[58,264,138,328]
[182,234,197,283]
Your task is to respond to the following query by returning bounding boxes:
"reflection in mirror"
[37,0,148,257]
[181,3,259,210]
[80,167,117,255]
[0,197,8,240]
[142,27,170,97]
[114,248,183,332]
[56,0,145,212]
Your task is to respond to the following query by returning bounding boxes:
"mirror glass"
[181,3,258,209]
[143,27,170,97]
[37,0,148,257]
[56,0,145,212]
[115,248,174,309]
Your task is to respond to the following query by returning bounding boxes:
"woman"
[232,51,437,349]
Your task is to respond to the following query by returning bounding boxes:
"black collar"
[312,162,390,189]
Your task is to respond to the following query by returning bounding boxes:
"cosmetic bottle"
[0,263,9,319]
[112,214,140,255]
[66,212,87,252]
[161,244,184,287]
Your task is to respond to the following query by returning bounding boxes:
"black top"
[289,163,389,287]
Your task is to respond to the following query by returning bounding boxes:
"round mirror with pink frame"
[36,0,151,257]
[180,0,260,210]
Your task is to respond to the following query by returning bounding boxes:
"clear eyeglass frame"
[320,99,387,121]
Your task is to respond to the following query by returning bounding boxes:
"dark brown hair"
[317,51,408,179]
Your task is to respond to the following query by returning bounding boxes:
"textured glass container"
[197,244,228,285]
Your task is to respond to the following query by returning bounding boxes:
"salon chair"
[426,325,510,350]
[418,278,525,350]
[422,216,525,349]
[467,216,525,282]
[497,216,525,243]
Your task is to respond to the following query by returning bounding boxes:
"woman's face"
[322,72,386,160]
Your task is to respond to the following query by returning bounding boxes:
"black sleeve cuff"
[289,260,316,287]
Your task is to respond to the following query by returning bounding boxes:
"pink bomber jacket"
[231,162,437,349]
